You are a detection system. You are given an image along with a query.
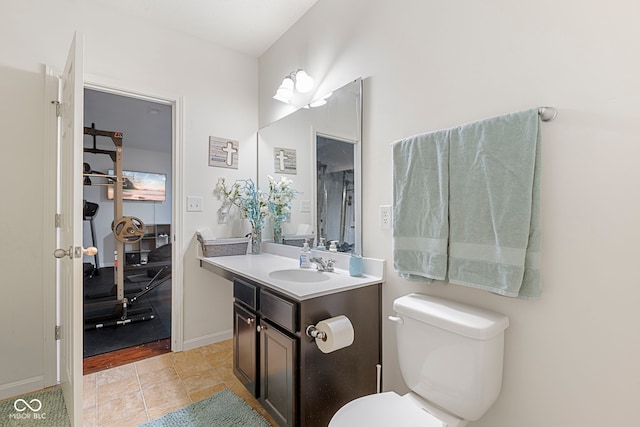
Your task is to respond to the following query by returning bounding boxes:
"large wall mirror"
[258,78,363,255]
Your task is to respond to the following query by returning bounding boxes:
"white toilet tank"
[392,293,509,421]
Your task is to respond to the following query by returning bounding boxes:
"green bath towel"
[448,108,541,298]
[392,108,541,298]
[392,130,450,281]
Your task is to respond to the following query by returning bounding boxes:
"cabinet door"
[260,320,297,427]
[233,303,258,396]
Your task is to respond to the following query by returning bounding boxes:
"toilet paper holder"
[305,324,327,341]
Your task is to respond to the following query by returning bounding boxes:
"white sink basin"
[268,269,331,283]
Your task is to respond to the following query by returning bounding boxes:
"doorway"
[81,88,173,361]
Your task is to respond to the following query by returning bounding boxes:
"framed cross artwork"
[274,147,297,174]
[209,136,239,169]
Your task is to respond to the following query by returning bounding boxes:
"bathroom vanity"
[200,247,383,427]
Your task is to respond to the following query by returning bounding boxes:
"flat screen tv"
[107,169,167,202]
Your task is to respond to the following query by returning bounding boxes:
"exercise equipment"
[82,124,164,330]
[83,200,101,277]
[112,216,145,243]
[83,244,172,329]
[124,243,172,305]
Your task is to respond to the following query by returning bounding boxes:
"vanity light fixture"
[303,91,333,109]
[273,75,295,103]
[273,69,315,104]
[294,69,314,93]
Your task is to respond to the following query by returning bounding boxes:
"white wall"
[0,65,47,396]
[259,0,640,426]
[0,0,257,396]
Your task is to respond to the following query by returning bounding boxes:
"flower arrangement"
[266,175,297,244]
[215,176,297,250]
[215,177,269,253]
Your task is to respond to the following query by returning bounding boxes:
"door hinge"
[55,213,63,228]
[55,325,61,341]
[51,100,61,117]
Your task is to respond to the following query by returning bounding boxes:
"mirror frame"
[258,78,363,255]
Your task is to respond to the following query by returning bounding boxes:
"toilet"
[329,293,509,427]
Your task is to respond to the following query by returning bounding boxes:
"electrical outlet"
[187,196,203,212]
[300,200,311,213]
[380,205,392,229]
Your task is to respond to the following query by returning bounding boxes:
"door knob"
[53,246,98,259]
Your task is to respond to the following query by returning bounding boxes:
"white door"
[54,32,85,426]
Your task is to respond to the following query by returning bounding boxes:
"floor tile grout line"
[167,353,190,405]
[133,362,151,423]
[89,373,98,427]
[94,374,99,427]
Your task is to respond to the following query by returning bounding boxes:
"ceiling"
[84,0,318,154]
[91,0,318,57]
[84,88,173,153]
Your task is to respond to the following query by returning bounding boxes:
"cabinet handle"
[246,318,254,325]
[256,324,266,333]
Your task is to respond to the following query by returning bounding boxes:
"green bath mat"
[0,387,69,427]
[139,388,271,427]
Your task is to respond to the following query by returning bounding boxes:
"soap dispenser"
[300,239,311,268]
[317,237,326,251]
[329,240,338,253]
[349,253,364,277]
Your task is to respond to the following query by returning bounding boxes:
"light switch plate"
[187,196,203,212]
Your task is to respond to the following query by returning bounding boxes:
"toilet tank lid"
[393,294,509,340]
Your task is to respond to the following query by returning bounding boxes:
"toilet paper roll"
[314,315,354,354]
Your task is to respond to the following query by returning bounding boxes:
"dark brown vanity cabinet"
[259,318,297,427]
[233,303,258,395]
[232,276,381,427]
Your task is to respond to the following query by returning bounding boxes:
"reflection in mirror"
[317,135,356,252]
[258,78,362,255]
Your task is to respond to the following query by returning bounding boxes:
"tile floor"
[83,339,277,427]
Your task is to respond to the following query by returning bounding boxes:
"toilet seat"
[329,392,446,427]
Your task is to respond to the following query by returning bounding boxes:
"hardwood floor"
[83,338,171,375]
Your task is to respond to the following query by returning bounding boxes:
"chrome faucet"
[309,257,336,272]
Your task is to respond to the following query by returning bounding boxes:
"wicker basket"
[282,234,315,247]
[198,236,250,257]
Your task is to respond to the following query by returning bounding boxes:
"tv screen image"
[107,170,167,202]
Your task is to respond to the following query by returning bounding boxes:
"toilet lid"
[329,392,445,427]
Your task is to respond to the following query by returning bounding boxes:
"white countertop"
[199,244,384,300]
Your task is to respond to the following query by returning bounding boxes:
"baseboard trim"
[182,329,232,352]
[0,376,45,401]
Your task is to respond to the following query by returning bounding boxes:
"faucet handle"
[309,256,323,268]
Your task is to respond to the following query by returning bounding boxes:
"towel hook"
[538,107,557,122]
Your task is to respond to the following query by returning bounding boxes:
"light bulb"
[295,70,314,93]
[308,98,326,108]
[273,76,294,103]
[308,92,332,108]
